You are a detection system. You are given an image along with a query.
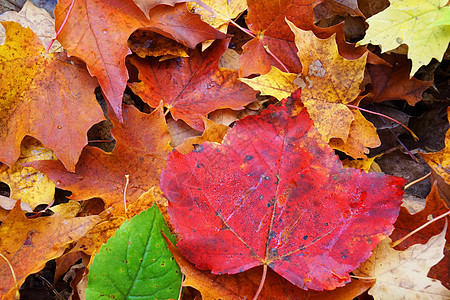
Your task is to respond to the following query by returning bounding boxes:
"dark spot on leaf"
[303,235,308,240]
[259,195,263,199]
[197,163,204,168]
[264,176,270,180]
[267,203,270,207]
[324,222,328,226]
[244,155,254,162]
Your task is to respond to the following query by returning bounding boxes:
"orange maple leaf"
[0,21,104,171]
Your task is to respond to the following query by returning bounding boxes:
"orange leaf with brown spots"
[0,21,104,171]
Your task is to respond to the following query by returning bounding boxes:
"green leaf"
[357,0,450,76]
[86,205,182,300]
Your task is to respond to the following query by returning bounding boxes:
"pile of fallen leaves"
[0,0,449,299]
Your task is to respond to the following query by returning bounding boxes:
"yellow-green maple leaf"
[358,0,450,76]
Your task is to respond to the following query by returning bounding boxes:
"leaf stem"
[46,0,75,53]
[0,253,19,298]
[229,19,255,37]
[391,210,450,248]
[124,175,129,214]
[404,172,431,189]
[253,264,267,300]
[347,105,418,141]
[264,46,290,73]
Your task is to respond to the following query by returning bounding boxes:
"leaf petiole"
[253,264,267,300]
[46,0,75,53]
[391,211,450,248]
[347,105,418,141]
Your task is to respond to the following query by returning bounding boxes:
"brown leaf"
[128,29,189,59]
[364,53,432,105]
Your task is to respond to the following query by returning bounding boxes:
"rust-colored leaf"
[161,92,406,290]
[29,104,171,214]
[129,39,257,130]
[55,0,226,120]
[0,202,99,298]
[0,21,104,171]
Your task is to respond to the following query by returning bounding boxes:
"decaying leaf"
[0,202,99,299]
[161,93,406,290]
[364,53,433,105]
[0,21,104,171]
[391,183,450,289]
[288,19,368,143]
[355,224,450,299]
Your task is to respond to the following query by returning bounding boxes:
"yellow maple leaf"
[239,66,298,101]
[357,0,450,76]
[287,19,379,158]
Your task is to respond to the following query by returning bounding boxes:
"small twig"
[404,172,431,190]
[391,210,450,248]
[253,264,267,300]
[0,253,19,299]
[123,175,129,214]
[39,276,65,300]
[347,105,418,141]
[46,0,75,53]
[369,103,418,162]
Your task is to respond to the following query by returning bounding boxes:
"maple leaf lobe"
[161,92,406,291]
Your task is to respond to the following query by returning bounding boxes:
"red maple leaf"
[160,90,406,290]
[129,39,256,130]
